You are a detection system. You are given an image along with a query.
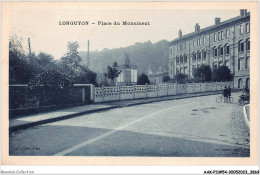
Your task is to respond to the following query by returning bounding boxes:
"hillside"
[79,40,169,75]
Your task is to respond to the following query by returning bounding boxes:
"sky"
[9,7,240,60]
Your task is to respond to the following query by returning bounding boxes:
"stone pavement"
[9,90,241,131]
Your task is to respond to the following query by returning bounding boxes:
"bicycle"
[216,95,233,103]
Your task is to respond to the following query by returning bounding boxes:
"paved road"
[9,92,250,157]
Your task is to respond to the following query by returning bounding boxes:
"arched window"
[246,78,250,88]
[246,57,250,69]
[214,33,217,42]
[197,51,201,61]
[238,40,244,52]
[176,56,179,64]
[239,24,243,34]
[225,44,230,55]
[180,55,183,63]
[218,45,223,56]
[184,54,187,63]
[202,50,206,59]
[238,59,241,70]
[226,29,229,38]
[213,47,218,57]
[246,23,250,33]
[193,52,196,61]
[238,78,243,88]
[246,39,250,51]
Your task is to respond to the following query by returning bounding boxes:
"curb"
[9,106,118,132]
[243,104,250,130]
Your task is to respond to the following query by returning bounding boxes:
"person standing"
[223,86,228,102]
[227,86,231,102]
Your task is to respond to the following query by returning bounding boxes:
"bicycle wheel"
[229,97,233,103]
[216,96,222,103]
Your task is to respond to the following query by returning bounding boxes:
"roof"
[169,13,250,46]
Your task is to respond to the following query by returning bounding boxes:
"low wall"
[94,81,234,103]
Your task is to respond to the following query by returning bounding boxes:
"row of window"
[193,37,206,47]
[213,45,230,57]
[214,29,229,42]
[175,49,209,64]
[173,57,250,76]
[240,23,250,35]
[176,67,188,74]
[238,39,250,52]
[238,57,250,70]
[174,40,249,64]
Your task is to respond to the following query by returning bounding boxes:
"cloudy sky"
[8,3,240,59]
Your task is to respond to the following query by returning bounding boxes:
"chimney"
[244,9,248,16]
[178,29,182,38]
[240,9,245,17]
[195,23,200,32]
[215,18,221,25]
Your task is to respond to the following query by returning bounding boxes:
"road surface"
[9,92,250,157]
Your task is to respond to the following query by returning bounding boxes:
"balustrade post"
[166,83,169,96]
[146,84,148,98]
[119,86,121,100]
[156,84,159,97]
[133,85,135,99]
[102,85,104,102]
[186,82,188,94]
[175,82,178,95]
[193,82,195,93]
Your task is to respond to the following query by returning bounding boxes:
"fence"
[94,81,234,103]
[9,84,94,110]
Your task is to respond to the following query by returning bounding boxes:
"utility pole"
[28,38,31,59]
[87,40,90,69]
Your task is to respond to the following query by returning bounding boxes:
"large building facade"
[169,9,250,89]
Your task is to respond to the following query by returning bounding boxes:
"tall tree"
[194,65,212,82]
[9,35,32,84]
[212,66,233,82]
[104,62,121,85]
[60,41,82,74]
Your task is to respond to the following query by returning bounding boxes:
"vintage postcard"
[1,1,258,166]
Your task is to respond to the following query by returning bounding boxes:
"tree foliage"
[194,65,212,82]
[162,75,170,83]
[137,73,150,85]
[173,73,188,84]
[75,65,98,86]
[61,41,82,71]
[28,70,71,105]
[9,35,32,84]
[104,62,121,84]
[79,40,169,75]
[212,66,233,82]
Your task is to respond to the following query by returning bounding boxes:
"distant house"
[148,65,168,84]
[116,55,138,86]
